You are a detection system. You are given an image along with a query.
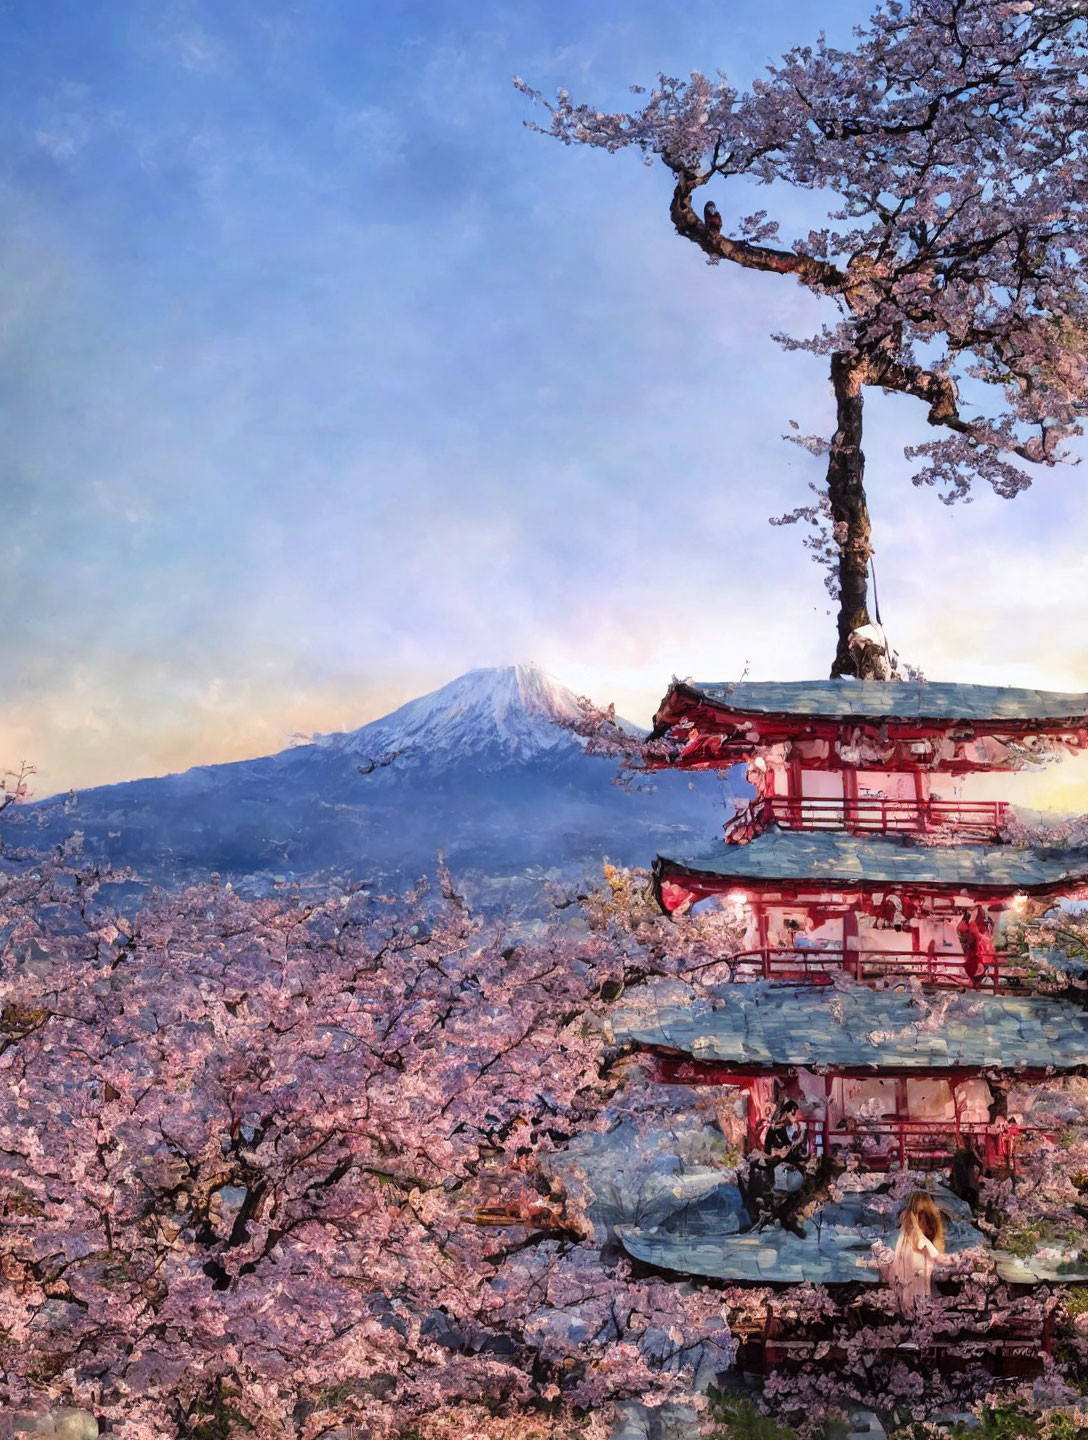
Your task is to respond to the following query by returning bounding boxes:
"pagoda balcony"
[650,1054,1049,1172]
[731,944,1026,990]
[800,1116,1042,1174]
[726,795,1010,842]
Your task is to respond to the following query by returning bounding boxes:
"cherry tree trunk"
[827,352,876,678]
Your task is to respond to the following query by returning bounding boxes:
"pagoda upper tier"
[649,679,1088,773]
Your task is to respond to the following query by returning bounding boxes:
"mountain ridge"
[8,665,740,899]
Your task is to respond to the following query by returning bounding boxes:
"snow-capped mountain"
[315,665,592,766]
[11,666,742,901]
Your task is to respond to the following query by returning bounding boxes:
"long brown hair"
[900,1191,945,1252]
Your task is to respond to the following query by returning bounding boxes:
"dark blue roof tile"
[684,680,1088,724]
[658,830,1088,893]
[617,981,1088,1072]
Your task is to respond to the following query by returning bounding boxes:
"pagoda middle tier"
[620,978,1088,1153]
[653,829,1088,987]
[613,981,1088,1286]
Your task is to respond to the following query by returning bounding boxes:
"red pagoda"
[635,679,1088,1176]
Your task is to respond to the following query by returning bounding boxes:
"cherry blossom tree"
[519,0,1088,676]
[0,762,33,815]
[4,835,1087,1435]
[0,849,733,1439]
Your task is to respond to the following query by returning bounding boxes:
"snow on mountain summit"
[15,664,725,889]
[315,665,603,766]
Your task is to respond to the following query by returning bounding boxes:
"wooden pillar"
[913,769,927,830]
[756,904,770,977]
[842,767,858,830]
[745,1083,761,1153]
[824,1073,833,1159]
[895,1075,909,1168]
[989,904,1003,989]
[842,907,860,980]
[787,756,803,828]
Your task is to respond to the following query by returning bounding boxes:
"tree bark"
[827,353,876,678]
[668,170,849,291]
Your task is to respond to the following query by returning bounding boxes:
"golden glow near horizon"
[10,651,1088,823]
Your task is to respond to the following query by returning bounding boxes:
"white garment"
[889,1228,940,1315]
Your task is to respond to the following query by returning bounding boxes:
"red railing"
[732,944,1024,990]
[726,795,1010,841]
[801,1116,1040,1172]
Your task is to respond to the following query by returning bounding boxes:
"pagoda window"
[857,915,916,952]
[914,916,962,957]
[762,763,787,799]
[738,905,763,952]
[928,772,966,802]
[747,1076,778,1147]
[951,1077,993,1124]
[904,1079,958,1122]
[714,1090,750,1151]
[856,770,917,802]
[937,735,958,764]
[765,907,841,953]
[792,737,830,764]
[831,1078,995,1126]
[795,1069,829,1120]
[758,746,791,799]
[799,769,844,800]
[836,1077,899,1127]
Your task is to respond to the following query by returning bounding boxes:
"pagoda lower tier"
[620,1182,1071,1370]
[617,981,1088,1175]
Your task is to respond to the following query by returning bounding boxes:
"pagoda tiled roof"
[665,679,1088,724]
[617,1185,1088,1284]
[616,980,1088,1073]
[656,829,1088,895]
[619,1186,982,1285]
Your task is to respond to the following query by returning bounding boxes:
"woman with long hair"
[888,1191,947,1314]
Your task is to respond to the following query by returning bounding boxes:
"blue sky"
[4,0,1088,796]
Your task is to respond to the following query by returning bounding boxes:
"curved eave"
[648,681,1088,765]
[649,681,707,738]
[642,1048,1067,1083]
